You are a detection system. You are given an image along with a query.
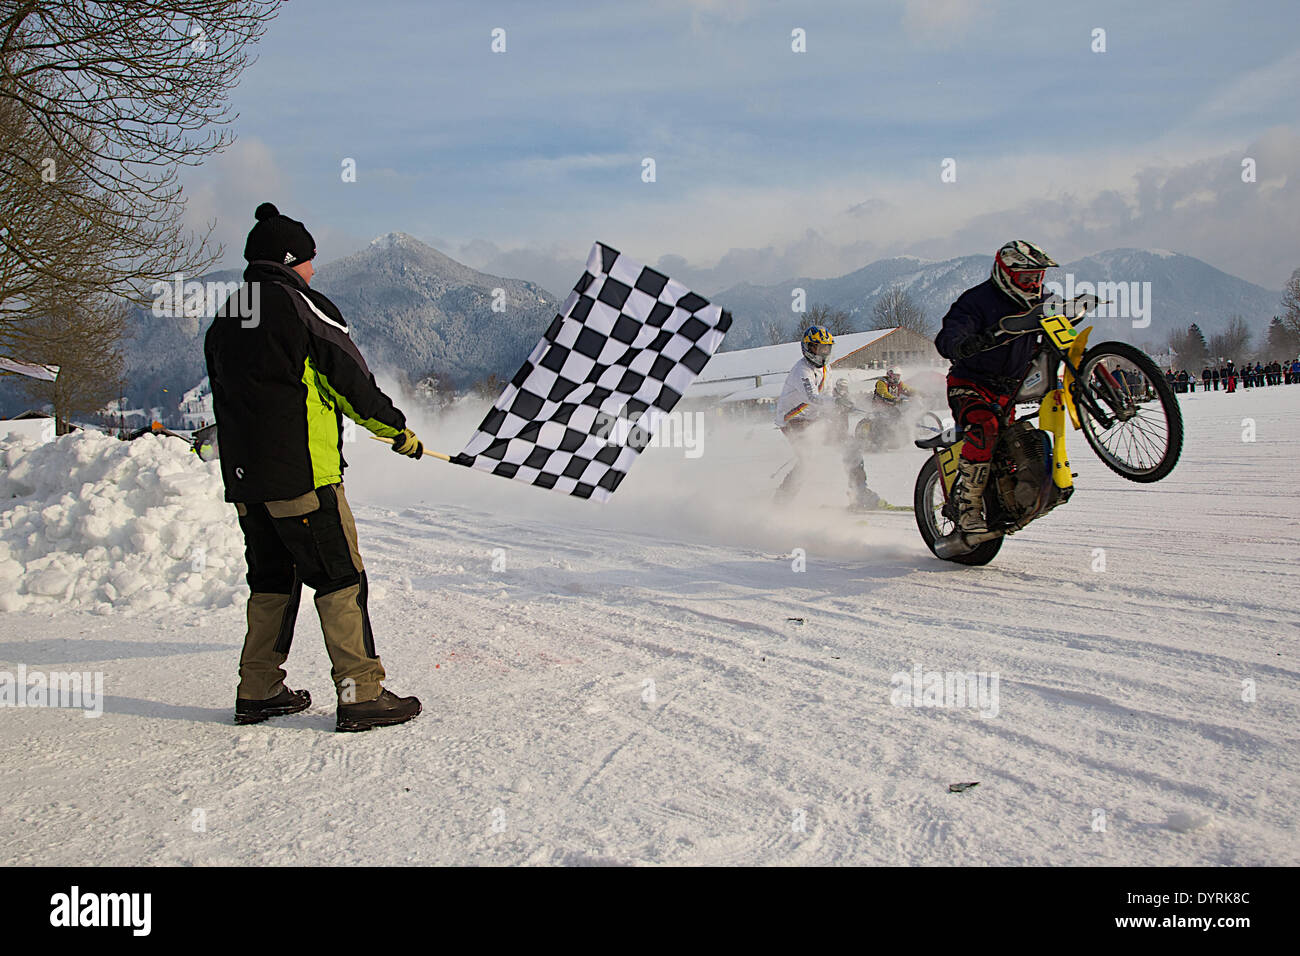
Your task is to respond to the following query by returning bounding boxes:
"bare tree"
[0,94,128,342]
[1281,268,1300,339]
[16,292,129,433]
[1168,324,1208,371]
[0,1,284,324]
[799,303,852,339]
[1209,315,1253,364]
[765,321,786,346]
[471,373,504,401]
[870,285,932,336]
[406,364,458,411]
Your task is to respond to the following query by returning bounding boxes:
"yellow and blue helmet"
[801,325,833,367]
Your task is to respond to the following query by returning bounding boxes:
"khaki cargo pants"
[234,483,385,704]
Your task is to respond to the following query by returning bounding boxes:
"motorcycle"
[913,294,1183,565]
[854,392,915,451]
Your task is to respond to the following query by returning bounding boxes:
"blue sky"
[185,0,1300,293]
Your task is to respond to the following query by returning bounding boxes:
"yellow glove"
[389,428,424,459]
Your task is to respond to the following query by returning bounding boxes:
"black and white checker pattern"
[451,242,732,501]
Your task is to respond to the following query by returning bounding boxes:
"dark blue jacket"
[935,278,1038,391]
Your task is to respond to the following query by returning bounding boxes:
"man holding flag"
[205,203,425,733]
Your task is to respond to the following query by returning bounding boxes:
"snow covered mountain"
[711,249,1284,351]
[312,232,558,388]
[123,268,243,419]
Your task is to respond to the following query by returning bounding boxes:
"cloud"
[453,239,589,299]
[454,125,1298,294]
[182,2,1294,295]
[931,127,1299,288]
[900,0,989,48]
[658,0,760,31]
[183,136,368,272]
[1194,48,1300,124]
[501,152,639,180]
[183,137,286,268]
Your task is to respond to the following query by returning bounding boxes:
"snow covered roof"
[0,356,59,381]
[181,376,210,403]
[699,329,896,385]
[685,378,759,400]
[684,329,902,404]
[719,383,783,403]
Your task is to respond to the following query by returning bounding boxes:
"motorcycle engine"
[994,420,1053,520]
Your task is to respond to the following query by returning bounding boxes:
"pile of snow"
[0,430,244,614]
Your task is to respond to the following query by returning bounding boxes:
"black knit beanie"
[243,202,316,266]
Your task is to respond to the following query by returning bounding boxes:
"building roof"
[718,383,784,403]
[698,329,896,385]
[684,328,906,405]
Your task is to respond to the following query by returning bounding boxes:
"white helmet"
[992,240,1057,310]
[885,367,901,385]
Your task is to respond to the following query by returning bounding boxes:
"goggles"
[998,252,1046,293]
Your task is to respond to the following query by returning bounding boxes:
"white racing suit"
[774,358,872,506]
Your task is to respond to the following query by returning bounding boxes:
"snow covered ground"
[1,382,1297,865]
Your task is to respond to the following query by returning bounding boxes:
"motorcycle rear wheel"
[913,456,1003,566]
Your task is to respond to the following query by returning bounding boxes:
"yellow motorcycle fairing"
[1036,388,1074,490]
[1042,315,1091,431]
[938,441,964,495]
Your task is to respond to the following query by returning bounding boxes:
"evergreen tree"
[1266,317,1299,360]
[1184,323,1209,370]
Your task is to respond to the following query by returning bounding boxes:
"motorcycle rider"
[873,367,914,405]
[934,240,1058,534]
[775,325,878,510]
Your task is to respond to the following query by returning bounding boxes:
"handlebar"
[998,293,1107,336]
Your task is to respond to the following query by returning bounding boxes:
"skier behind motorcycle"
[775,325,881,511]
[873,367,914,405]
[934,240,1058,534]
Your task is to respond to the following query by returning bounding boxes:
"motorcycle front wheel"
[1075,341,1183,483]
[913,456,1003,566]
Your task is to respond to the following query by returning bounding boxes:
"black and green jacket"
[204,260,406,503]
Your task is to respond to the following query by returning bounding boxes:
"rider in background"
[775,325,878,511]
[934,240,1057,534]
[873,367,914,405]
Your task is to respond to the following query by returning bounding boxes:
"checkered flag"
[450,242,732,500]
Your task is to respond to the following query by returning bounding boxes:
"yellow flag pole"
[369,435,453,462]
